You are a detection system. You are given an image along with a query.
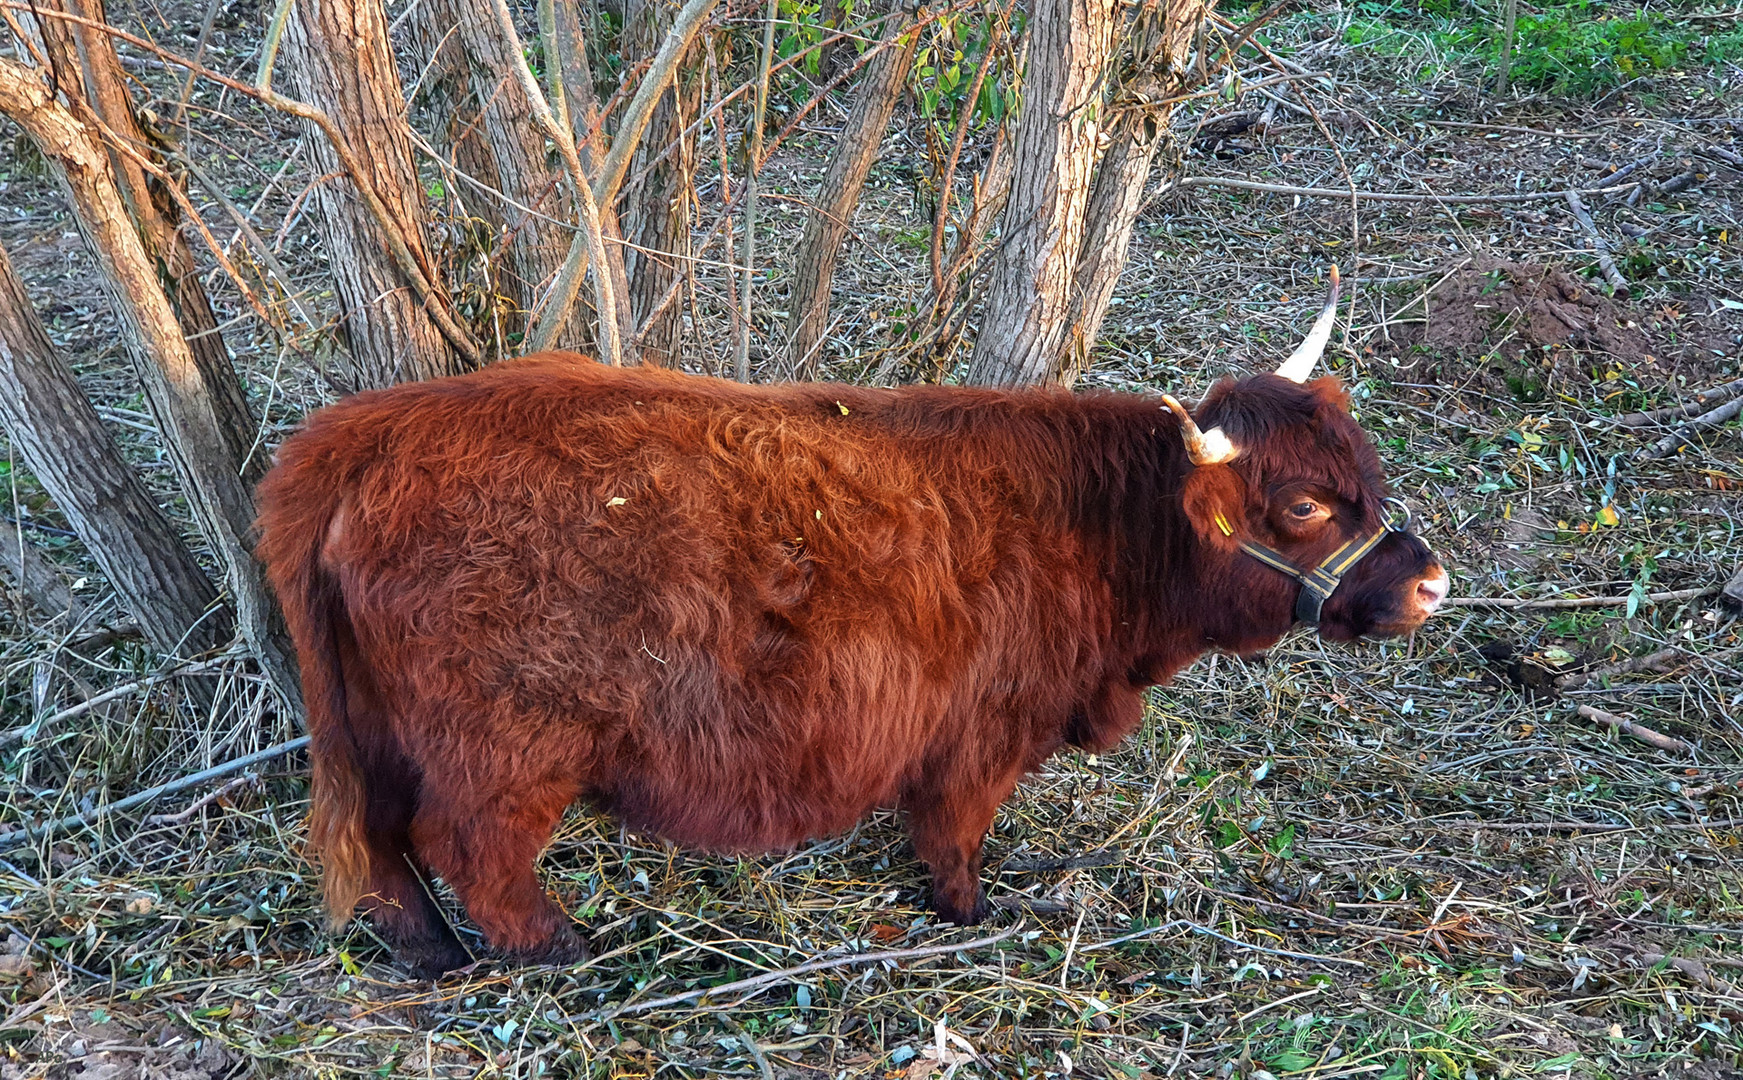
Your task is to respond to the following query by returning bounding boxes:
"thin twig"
[734,0,778,381]
[487,0,620,363]
[1080,919,1368,968]
[1445,586,1715,610]
[0,736,310,848]
[142,772,259,825]
[1177,175,1637,204]
[0,655,236,751]
[931,2,1006,298]
[588,925,1022,1020]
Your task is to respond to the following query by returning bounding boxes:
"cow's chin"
[1318,603,1431,642]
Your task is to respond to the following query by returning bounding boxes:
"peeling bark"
[282,0,466,387]
[965,0,1114,386]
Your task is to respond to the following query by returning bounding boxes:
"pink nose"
[1416,570,1450,614]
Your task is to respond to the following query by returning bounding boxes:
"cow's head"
[1164,269,1449,641]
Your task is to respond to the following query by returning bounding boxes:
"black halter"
[1237,498,1415,625]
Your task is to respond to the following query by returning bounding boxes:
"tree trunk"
[1058,121,1161,382]
[545,0,635,356]
[965,0,1113,386]
[785,5,920,378]
[0,240,222,655]
[0,58,300,705]
[282,0,466,387]
[619,0,703,367]
[968,0,1210,386]
[43,0,262,483]
[413,0,575,349]
[1060,0,1205,383]
[0,516,80,625]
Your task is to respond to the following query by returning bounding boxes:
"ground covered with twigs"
[1,0,1741,1076]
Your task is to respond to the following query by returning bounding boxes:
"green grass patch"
[1257,0,1742,96]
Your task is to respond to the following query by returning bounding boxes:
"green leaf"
[1268,1049,1317,1072]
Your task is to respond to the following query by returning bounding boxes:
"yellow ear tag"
[1214,512,1234,537]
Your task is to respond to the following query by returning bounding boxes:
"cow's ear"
[1307,376,1350,410]
[1182,465,1248,552]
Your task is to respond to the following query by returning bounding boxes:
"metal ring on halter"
[1381,497,1413,533]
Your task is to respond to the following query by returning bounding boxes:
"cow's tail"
[256,458,370,928]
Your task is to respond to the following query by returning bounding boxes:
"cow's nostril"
[1416,572,1450,612]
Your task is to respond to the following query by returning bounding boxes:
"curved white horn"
[1161,395,1239,466]
[1275,265,1342,384]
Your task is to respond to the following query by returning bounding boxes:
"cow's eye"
[1289,501,1319,519]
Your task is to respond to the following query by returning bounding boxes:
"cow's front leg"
[903,763,1024,925]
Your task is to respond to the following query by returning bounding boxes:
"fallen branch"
[1631,950,1743,994]
[1080,918,1368,968]
[1558,647,1682,692]
[589,925,1022,1020]
[1175,175,1636,205]
[1636,393,1743,461]
[1618,377,1743,426]
[1574,704,1693,755]
[999,850,1122,873]
[142,772,259,825]
[1564,190,1629,296]
[1445,586,1714,610]
[0,736,309,848]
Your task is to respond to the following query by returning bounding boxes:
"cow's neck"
[1056,394,1298,679]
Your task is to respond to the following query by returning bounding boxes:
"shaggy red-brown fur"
[255,354,1443,976]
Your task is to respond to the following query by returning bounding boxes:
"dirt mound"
[1379,257,1697,402]
[1422,258,1652,363]
[1409,258,1654,368]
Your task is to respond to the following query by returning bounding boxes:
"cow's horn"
[1161,394,1239,466]
[1275,265,1342,384]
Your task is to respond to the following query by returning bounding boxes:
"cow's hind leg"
[411,773,588,966]
[337,635,470,978]
[903,763,1025,926]
[358,747,471,978]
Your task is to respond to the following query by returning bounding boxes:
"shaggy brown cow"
[256,273,1448,976]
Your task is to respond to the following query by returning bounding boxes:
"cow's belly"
[588,734,901,853]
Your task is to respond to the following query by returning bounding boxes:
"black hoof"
[393,934,474,980]
[931,889,988,927]
[502,927,592,969]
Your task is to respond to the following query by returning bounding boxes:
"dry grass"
[1,0,1741,1076]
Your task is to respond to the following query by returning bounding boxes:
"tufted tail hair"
[255,463,371,928]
